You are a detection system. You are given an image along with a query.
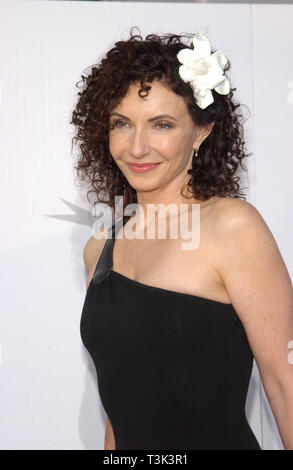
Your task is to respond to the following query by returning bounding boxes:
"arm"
[104,415,116,450]
[214,199,293,450]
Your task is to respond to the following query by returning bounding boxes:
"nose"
[128,129,150,159]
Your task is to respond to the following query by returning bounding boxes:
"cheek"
[108,134,126,158]
[154,137,182,162]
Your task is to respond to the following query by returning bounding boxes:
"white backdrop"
[0,0,292,450]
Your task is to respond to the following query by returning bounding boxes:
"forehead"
[113,80,187,114]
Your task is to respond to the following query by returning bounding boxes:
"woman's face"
[108,80,212,195]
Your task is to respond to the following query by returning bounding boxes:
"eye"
[112,120,128,128]
[155,122,172,129]
[110,120,173,130]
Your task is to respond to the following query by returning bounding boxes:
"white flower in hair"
[176,32,230,110]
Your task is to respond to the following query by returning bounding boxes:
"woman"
[71,28,293,450]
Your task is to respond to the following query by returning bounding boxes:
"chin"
[126,178,161,192]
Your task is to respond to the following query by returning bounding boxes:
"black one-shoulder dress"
[80,215,262,450]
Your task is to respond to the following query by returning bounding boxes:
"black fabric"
[80,216,262,450]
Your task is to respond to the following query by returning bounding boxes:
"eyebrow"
[109,112,178,122]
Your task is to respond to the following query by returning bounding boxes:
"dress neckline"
[109,216,236,310]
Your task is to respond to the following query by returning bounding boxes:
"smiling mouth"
[126,162,162,173]
[126,162,162,167]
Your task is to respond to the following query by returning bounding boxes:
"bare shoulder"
[211,197,268,232]
[210,197,287,297]
[83,229,108,276]
[209,197,280,280]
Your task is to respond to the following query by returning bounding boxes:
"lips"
[127,163,161,167]
[126,162,162,173]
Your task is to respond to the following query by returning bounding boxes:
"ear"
[193,121,215,148]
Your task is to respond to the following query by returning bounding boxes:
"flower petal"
[178,64,198,83]
[194,89,214,110]
[190,77,207,97]
[204,69,226,90]
[190,57,211,77]
[208,55,226,76]
[176,48,195,65]
[210,50,228,70]
[214,76,230,95]
[192,32,211,60]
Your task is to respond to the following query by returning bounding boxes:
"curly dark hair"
[70,26,251,215]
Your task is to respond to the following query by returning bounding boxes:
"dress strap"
[92,215,127,285]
